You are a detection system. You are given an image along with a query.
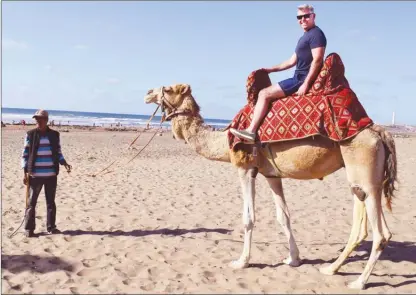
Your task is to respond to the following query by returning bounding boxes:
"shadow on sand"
[332,240,416,288]
[1,254,74,274]
[61,227,233,237]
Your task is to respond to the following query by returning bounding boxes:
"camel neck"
[171,115,230,162]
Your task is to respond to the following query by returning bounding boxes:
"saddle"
[227,53,373,150]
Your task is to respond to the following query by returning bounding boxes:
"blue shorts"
[278,74,306,96]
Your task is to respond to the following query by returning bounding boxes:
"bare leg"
[229,168,257,269]
[230,85,286,142]
[266,178,301,266]
[320,196,366,275]
[348,188,391,289]
[247,85,286,133]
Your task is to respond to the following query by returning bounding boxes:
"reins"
[89,106,165,177]
[89,87,188,178]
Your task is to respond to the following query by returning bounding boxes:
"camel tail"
[371,124,398,212]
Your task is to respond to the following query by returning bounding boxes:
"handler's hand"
[64,163,72,173]
[296,83,310,96]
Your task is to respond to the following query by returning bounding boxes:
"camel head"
[144,84,200,120]
[144,84,202,140]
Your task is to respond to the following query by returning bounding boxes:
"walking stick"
[25,173,30,208]
[9,173,30,238]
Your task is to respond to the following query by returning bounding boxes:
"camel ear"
[179,84,191,95]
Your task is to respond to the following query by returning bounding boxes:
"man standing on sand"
[230,4,327,142]
[21,109,72,237]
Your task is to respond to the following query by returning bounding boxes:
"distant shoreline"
[2,122,415,138]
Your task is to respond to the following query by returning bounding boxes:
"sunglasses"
[297,13,312,20]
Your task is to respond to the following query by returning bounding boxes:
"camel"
[144,84,398,290]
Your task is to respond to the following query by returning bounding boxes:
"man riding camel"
[230,4,327,142]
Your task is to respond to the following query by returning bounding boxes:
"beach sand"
[2,125,415,294]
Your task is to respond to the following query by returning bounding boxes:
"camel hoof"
[229,260,249,269]
[348,280,365,290]
[283,257,301,267]
[319,266,336,276]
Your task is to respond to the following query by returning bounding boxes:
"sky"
[2,1,416,124]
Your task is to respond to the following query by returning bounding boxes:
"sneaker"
[47,228,61,235]
[230,128,256,142]
[25,230,37,238]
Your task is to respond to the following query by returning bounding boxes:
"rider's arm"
[265,53,297,73]
[303,47,325,87]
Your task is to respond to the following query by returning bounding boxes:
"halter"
[158,86,195,122]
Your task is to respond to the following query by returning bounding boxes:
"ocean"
[1,107,232,129]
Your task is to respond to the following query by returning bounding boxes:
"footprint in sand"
[76,268,97,277]
[140,282,156,291]
[147,267,162,277]
[69,287,78,294]
[81,259,99,268]
[201,271,217,284]
[63,236,72,242]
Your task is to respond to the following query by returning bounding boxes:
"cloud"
[44,65,53,72]
[73,44,88,50]
[401,75,416,84]
[106,78,120,84]
[2,39,28,50]
[354,78,382,87]
[216,85,237,91]
[92,88,107,95]
[345,29,361,37]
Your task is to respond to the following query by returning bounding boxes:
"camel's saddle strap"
[262,143,283,178]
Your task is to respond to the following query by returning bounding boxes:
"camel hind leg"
[348,187,392,289]
[324,129,392,289]
[319,195,366,275]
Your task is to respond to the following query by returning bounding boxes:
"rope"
[9,174,30,238]
[89,106,165,178]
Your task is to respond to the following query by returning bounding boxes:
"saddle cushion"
[227,53,373,150]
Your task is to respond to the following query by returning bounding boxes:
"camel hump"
[246,69,272,105]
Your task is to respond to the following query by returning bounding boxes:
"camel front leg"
[229,167,256,269]
[266,177,301,267]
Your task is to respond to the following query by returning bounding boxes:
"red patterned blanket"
[227,53,373,149]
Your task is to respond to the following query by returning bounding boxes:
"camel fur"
[144,84,398,290]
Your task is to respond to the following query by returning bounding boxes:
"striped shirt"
[21,134,66,177]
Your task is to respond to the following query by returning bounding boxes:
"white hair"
[297,4,315,13]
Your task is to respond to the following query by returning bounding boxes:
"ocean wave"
[1,111,230,128]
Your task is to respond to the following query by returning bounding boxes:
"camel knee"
[351,185,368,202]
[244,221,254,231]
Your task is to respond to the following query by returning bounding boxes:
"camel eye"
[147,89,153,95]
[165,87,172,92]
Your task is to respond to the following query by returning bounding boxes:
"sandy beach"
[1,125,415,294]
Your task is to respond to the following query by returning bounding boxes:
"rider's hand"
[296,83,310,96]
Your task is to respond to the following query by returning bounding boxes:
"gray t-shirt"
[294,26,327,76]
